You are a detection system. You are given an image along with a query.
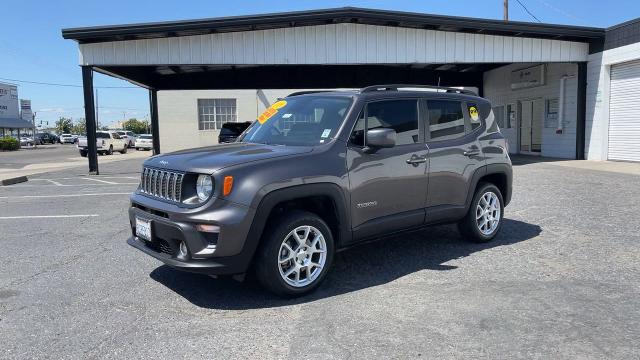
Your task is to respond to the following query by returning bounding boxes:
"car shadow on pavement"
[149,218,541,310]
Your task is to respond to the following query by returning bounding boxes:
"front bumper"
[127,194,256,275]
[127,236,246,274]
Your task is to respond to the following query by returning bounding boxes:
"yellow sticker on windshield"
[469,106,479,122]
[257,100,287,124]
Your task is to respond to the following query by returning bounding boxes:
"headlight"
[196,174,213,201]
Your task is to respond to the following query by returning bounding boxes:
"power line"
[514,0,542,22]
[533,0,583,23]
[0,77,139,89]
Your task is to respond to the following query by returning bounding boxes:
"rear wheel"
[255,210,334,297]
[79,150,87,157]
[107,145,113,155]
[458,182,504,243]
[120,146,127,154]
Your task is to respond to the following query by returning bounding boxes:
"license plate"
[135,217,152,241]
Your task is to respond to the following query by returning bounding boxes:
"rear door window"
[426,100,466,141]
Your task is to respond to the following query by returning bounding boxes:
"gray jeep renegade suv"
[127,85,512,297]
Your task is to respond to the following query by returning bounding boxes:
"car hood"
[143,142,314,173]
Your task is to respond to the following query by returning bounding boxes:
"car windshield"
[238,96,352,146]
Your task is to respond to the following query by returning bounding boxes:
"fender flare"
[234,183,351,271]
[464,163,513,212]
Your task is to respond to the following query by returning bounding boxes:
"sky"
[1,0,638,128]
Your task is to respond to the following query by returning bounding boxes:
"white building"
[62,7,640,167]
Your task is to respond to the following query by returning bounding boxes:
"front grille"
[140,167,184,202]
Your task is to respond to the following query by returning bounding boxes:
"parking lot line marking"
[0,214,99,219]
[46,179,63,186]
[0,192,131,199]
[30,176,139,181]
[82,177,118,184]
[1,183,138,187]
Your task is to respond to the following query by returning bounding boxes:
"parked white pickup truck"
[77,131,127,157]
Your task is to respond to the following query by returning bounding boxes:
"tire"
[458,182,504,243]
[255,210,334,297]
[120,146,127,154]
[135,147,139,151]
[79,150,87,157]
[107,145,113,155]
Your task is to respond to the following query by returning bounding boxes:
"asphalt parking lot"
[1,157,639,359]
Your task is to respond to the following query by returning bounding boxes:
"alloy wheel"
[476,191,501,236]
[277,225,327,288]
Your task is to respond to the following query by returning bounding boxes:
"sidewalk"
[547,159,640,176]
[511,155,640,176]
[0,150,149,184]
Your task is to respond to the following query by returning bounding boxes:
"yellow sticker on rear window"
[469,106,479,122]
[257,100,287,124]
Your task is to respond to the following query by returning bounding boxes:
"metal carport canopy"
[62,7,605,173]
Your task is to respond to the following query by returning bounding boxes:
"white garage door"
[609,60,640,161]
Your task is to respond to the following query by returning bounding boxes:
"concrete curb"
[0,176,28,186]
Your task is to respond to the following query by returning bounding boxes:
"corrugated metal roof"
[62,7,605,44]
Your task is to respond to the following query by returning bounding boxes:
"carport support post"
[81,66,99,174]
[576,62,587,160]
[149,89,160,155]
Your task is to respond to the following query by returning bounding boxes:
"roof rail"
[360,84,477,96]
[287,90,332,97]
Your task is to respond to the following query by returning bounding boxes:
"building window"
[197,99,237,130]
[545,98,559,128]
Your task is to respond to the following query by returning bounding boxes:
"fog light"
[196,224,220,233]
[179,241,188,257]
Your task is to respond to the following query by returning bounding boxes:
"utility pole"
[504,0,509,21]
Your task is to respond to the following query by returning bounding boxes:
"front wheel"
[255,210,334,297]
[458,182,504,243]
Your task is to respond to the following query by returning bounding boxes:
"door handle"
[406,156,427,166]
[463,148,480,157]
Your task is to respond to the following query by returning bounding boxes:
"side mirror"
[365,128,396,151]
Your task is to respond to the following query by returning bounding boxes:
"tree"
[55,117,73,134]
[71,118,86,135]
[122,118,150,135]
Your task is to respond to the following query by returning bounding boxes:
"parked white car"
[116,130,137,148]
[59,133,78,144]
[77,131,127,157]
[134,134,153,151]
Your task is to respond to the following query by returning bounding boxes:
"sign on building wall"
[0,82,19,119]
[511,64,546,90]
[20,99,33,122]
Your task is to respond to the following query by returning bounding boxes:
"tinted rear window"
[96,133,110,139]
